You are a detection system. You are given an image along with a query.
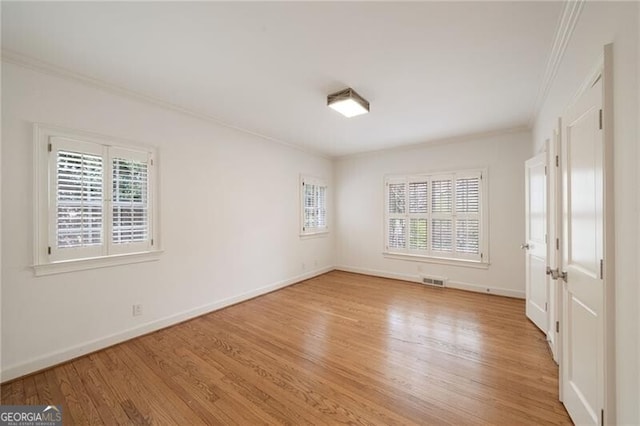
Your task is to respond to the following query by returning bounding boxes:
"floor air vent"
[420,276,446,287]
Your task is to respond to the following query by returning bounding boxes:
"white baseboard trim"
[336,265,418,283]
[446,280,525,299]
[1,266,334,383]
[335,265,525,299]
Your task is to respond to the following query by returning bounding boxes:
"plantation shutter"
[45,132,156,264]
[431,176,453,252]
[49,137,106,261]
[455,176,481,255]
[56,151,103,248]
[384,170,485,262]
[109,148,152,254]
[317,186,327,228]
[112,158,149,244]
[387,181,406,249]
[408,181,428,251]
[301,177,328,234]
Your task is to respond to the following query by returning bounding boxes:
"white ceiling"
[2,2,562,157]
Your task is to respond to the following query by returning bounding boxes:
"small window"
[300,176,328,236]
[384,169,487,263]
[35,124,159,269]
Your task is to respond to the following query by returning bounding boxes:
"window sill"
[300,230,329,239]
[383,252,490,269]
[33,250,163,276]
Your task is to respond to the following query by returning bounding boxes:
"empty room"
[1,1,639,425]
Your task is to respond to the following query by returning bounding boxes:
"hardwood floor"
[1,271,571,425]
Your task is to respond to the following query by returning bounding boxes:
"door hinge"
[600,259,604,279]
[601,408,604,425]
[47,246,51,255]
[556,321,559,333]
[151,238,154,246]
[599,109,603,130]
[544,165,547,175]
[556,238,560,251]
[545,302,548,312]
[555,155,559,167]
[47,143,52,152]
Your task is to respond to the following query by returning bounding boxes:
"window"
[34,124,159,272]
[300,176,328,236]
[384,169,487,263]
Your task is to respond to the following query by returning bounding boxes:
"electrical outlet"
[132,304,143,317]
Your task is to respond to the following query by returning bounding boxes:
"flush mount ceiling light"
[327,88,370,118]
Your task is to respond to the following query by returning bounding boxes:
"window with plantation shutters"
[384,169,487,263]
[38,129,157,266]
[300,176,328,236]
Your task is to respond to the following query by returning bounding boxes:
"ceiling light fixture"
[327,88,370,118]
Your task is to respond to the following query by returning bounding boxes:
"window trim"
[299,175,328,237]
[33,123,161,274]
[383,168,489,265]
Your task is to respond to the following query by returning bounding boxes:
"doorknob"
[547,267,568,282]
[520,243,530,250]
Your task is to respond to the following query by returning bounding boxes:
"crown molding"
[1,48,331,160]
[528,0,585,127]
[335,125,530,161]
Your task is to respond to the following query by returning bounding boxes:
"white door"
[560,75,604,426]
[524,153,548,332]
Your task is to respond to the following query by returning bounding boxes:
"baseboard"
[1,265,334,383]
[446,280,525,299]
[335,265,525,299]
[336,265,419,283]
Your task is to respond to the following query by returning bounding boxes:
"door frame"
[547,124,562,366]
[557,43,615,425]
[601,43,615,426]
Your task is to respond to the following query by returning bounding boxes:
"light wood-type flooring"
[1,271,571,424]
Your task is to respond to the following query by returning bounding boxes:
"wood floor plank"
[0,271,571,424]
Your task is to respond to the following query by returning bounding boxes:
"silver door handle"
[547,267,568,282]
[520,243,530,250]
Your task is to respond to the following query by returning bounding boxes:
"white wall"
[335,130,531,298]
[1,62,335,380]
[532,2,639,423]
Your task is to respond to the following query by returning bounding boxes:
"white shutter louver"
[304,183,316,230]
[456,219,480,254]
[409,218,428,250]
[56,150,103,248]
[317,186,327,228]
[408,181,428,250]
[431,219,453,252]
[431,179,452,213]
[388,183,406,214]
[409,182,428,213]
[455,176,481,255]
[389,218,406,249]
[456,177,480,213]
[431,177,453,252]
[112,158,149,244]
